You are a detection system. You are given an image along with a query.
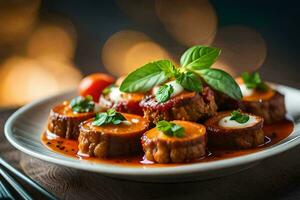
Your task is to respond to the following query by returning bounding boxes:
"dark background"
[0,0,299,107]
[41,0,300,86]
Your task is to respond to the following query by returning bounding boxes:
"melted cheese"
[218,115,258,129]
[109,87,122,102]
[152,80,184,98]
[239,84,254,97]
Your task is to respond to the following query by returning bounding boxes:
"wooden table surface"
[1,105,300,200]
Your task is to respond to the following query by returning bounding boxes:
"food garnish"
[120,45,242,101]
[70,95,95,113]
[241,72,268,92]
[92,109,126,126]
[102,84,116,95]
[155,84,174,103]
[79,73,115,101]
[230,110,250,124]
[156,120,185,137]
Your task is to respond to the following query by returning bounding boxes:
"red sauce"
[41,119,294,167]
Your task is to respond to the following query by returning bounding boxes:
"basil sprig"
[92,109,126,126]
[155,84,174,103]
[156,120,185,137]
[120,60,174,93]
[175,71,202,92]
[230,110,250,124]
[241,72,268,92]
[120,45,242,100]
[180,46,221,70]
[70,95,95,113]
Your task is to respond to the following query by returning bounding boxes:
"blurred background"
[0,0,299,107]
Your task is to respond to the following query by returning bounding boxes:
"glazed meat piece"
[48,101,95,139]
[78,113,148,158]
[140,86,217,124]
[205,111,264,149]
[214,91,241,111]
[240,90,286,124]
[142,120,206,163]
[99,85,144,115]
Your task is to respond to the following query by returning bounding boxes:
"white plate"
[4,85,300,182]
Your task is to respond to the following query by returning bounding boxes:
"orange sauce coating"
[41,119,294,167]
[236,77,275,101]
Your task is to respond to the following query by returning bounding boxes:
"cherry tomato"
[79,73,115,102]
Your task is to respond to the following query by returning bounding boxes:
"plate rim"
[4,86,300,176]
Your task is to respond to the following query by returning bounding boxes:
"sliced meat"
[78,113,148,158]
[214,91,241,111]
[240,91,286,124]
[142,120,206,163]
[205,111,264,149]
[48,101,95,139]
[140,86,217,124]
[99,86,144,115]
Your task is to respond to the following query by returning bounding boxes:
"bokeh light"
[0,56,58,106]
[26,20,76,62]
[0,0,40,45]
[155,0,217,46]
[0,56,81,107]
[102,30,173,76]
[212,25,267,74]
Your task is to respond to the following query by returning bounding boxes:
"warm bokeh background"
[0,0,299,107]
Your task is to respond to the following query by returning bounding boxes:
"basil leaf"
[92,109,126,126]
[120,60,174,93]
[175,71,202,92]
[155,84,174,103]
[156,120,185,137]
[70,95,95,113]
[241,72,268,92]
[171,124,185,137]
[197,69,242,100]
[180,46,221,70]
[92,113,108,126]
[230,110,250,124]
[156,120,173,135]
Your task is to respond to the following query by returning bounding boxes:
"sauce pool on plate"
[41,119,294,167]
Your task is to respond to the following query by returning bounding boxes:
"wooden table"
[1,107,300,200]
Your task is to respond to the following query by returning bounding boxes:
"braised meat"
[48,101,95,139]
[142,120,206,163]
[240,91,286,124]
[99,86,144,115]
[205,111,264,149]
[78,113,148,158]
[140,87,217,124]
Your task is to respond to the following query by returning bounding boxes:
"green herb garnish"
[70,95,95,113]
[119,45,242,100]
[119,60,174,93]
[230,110,250,124]
[102,84,116,95]
[180,46,221,70]
[241,72,268,92]
[156,120,185,137]
[175,71,202,92]
[155,84,174,103]
[92,109,126,126]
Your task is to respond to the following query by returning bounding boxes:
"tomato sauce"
[41,119,294,167]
